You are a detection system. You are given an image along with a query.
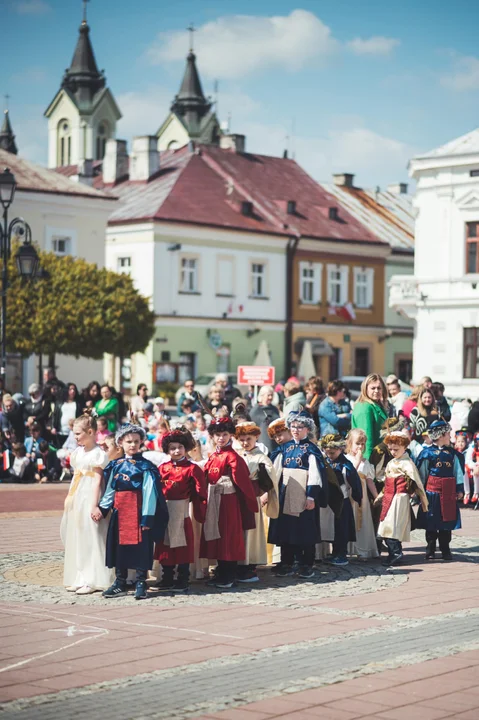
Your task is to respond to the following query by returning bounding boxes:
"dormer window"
[96,121,109,160]
[241,201,253,216]
[329,207,339,221]
[287,200,296,215]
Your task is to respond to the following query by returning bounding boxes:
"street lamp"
[0,167,42,380]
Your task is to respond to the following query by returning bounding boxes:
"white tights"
[464,469,479,496]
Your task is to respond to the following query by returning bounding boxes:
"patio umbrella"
[297,340,316,383]
[254,339,272,366]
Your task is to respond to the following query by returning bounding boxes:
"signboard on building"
[237,365,275,386]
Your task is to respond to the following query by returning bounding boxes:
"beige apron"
[163,498,190,548]
[203,476,237,541]
[283,468,308,517]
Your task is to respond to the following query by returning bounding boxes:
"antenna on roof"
[4,94,10,111]
[82,0,90,25]
[214,79,219,117]
[291,117,296,160]
[187,23,196,52]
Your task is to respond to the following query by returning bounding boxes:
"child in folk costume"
[152,428,207,593]
[100,424,169,600]
[235,422,279,582]
[416,420,464,561]
[61,413,113,595]
[267,418,292,448]
[269,411,328,579]
[345,429,379,559]
[200,417,258,589]
[377,429,428,567]
[320,434,362,567]
[464,431,479,506]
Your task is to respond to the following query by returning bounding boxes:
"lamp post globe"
[0,168,16,211]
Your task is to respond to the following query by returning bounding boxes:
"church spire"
[61,1,105,109]
[0,109,18,155]
[171,48,211,133]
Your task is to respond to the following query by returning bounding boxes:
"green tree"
[6,247,155,360]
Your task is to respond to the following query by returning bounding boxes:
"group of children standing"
[61,406,465,599]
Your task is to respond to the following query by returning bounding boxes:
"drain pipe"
[285,234,300,377]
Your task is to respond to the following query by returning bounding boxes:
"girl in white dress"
[346,428,379,559]
[60,413,113,594]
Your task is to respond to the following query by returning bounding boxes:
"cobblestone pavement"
[1,485,479,719]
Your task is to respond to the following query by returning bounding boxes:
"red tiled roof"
[0,150,115,200]
[102,144,384,244]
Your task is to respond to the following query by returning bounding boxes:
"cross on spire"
[4,95,9,111]
[187,23,196,52]
[82,0,90,25]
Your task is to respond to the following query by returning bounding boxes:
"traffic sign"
[237,365,275,386]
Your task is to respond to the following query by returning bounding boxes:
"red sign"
[237,366,275,386]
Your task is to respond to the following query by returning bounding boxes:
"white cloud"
[14,0,51,15]
[242,121,413,188]
[441,55,479,91]
[11,104,48,166]
[116,87,172,140]
[11,66,48,84]
[147,10,338,79]
[348,36,400,56]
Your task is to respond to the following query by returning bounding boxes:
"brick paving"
[0,485,478,719]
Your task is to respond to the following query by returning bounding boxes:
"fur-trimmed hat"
[208,416,236,436]
[384,428,410,447]
[267,418,288,439]
[161,427,195,453]
[379,416,406,439]
[427,419,451,441]
[285,409,316,433]
[320,433,346,450]
[235,421,261,438]
[115,423,146,444]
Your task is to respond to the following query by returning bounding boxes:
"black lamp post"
[0,167,41,381]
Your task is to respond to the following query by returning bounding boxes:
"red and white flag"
[337,302,356,322]
[3,452,10,471]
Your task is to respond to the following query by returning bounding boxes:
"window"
[354,347,370,376]
[464,327,479,378]
[96,122,109,160]
[178,352,196,384]
[327,265,348,306]
[216,256,234,296]
[466,222,479,274]
[117,256,131,273]
[299,261,322,304]
[180,257,198,293]
[251,262,266,298]
[57,119,71,166]
[52,236,71,256]
[354,267,374,308]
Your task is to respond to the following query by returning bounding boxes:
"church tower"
[44,3,121,168]
[0,109,18,155]
[157,41,221,151]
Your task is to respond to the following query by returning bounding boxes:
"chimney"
[387,182,408,195]
[103,139,129,184]
[129,136,160,181]
[220,133,246,153]
[333,172,354,188]
[77,158,94,187]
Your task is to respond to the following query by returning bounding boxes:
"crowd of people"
[17,369,470,601]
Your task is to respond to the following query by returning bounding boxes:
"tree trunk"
[48,353,55,371]
[37,353,43,385]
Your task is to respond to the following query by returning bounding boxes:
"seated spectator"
[3,442,33,483]
[282,380,306,414]
[130,383,149,418]
[176,380,201,415]
[305,376,325,429]
[153,397,170,421]
[35,441,61,483]
[25,423,46,460]
[83,380,101,410]
[318,380,351,437]
[207,384,226,415]
[95,384,120,432]
[409,387,439,440]
[250,385,280,454]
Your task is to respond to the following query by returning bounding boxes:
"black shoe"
[103,579,127,598]
[150,574,175,591]
[425,551,436,560]
[171,578,189,593]
[298,566,314,579]
[236,571,259,583]
[274,565,294,577]
[442,552,453,562]
[215,581,235,589]
[135,580,148,600]
[382,553,403,567]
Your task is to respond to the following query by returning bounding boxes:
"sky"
[3,0,479,188]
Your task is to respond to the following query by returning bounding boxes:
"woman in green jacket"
[351,374,388,460]
[95,384,120,433]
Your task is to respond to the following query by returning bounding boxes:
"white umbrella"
[254,339,272,366]
[297,340,316,383]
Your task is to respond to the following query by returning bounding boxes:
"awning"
[294,337,334,357]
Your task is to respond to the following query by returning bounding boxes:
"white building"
[390,127,479,398]
[0,147,116,393]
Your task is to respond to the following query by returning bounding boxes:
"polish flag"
[337,302,356,322]
[328,306,338,316]
[3,452,10,471]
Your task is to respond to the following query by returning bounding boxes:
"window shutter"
[340,265,349,305]
[367,268,374,307]
[315,263,322,304]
